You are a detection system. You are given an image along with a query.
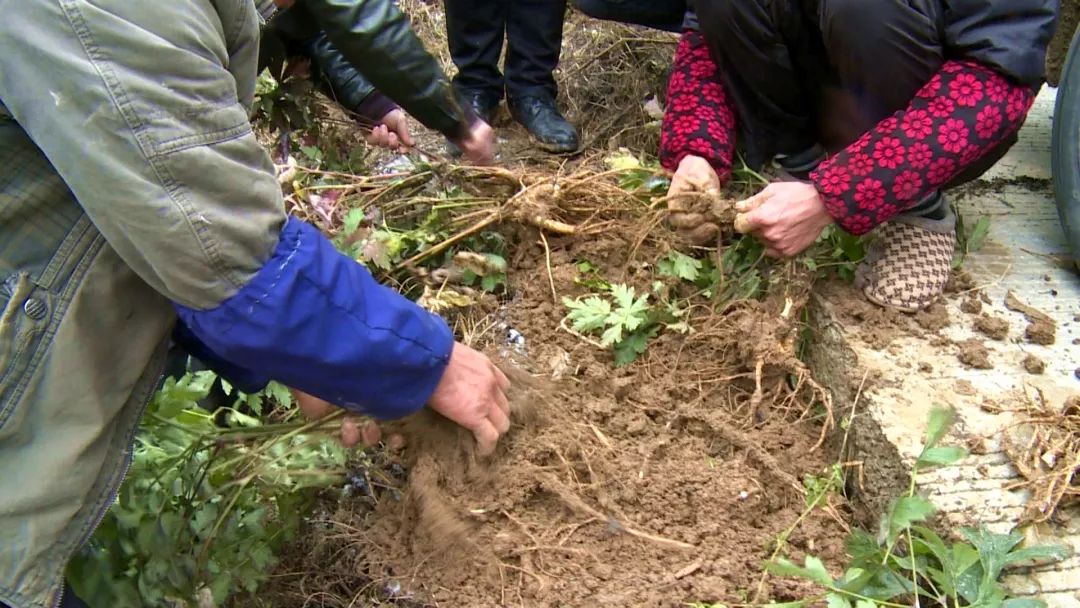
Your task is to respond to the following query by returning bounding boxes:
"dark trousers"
[696,0,1015,180]
[573,0,689,32]
[444,0,567,100]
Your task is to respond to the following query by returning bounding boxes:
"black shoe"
[447,89,501,157]
[508,96,579,153]
[459,88,501,125]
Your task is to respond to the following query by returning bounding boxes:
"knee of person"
[820,0,903,45]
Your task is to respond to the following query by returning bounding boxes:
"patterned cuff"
[811,60,1035,235]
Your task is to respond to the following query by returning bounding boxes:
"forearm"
[303,31,400,123]
[305,0,472,139]
[810,60,1035,235]
[659,29,735,182]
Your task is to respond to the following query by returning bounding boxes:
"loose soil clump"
[1022,354,1046,375]
[957,338,993,369]
[973,314,1010,341]
[1005,291,1057,346]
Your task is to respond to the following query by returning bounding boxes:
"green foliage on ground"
[67,372,348,607]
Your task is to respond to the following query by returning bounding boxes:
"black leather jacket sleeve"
[304,31,399,123]
[299,0,473,139]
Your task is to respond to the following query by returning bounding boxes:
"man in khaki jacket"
[0,1,510,607]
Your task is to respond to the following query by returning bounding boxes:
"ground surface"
[809,87,1080,607]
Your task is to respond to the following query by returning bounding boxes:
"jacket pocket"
[0,273,45,429]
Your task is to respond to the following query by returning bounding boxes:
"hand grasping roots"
[663,155,735,246]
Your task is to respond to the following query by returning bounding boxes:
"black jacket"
[691,0,1058,167]
[264,0,473,139]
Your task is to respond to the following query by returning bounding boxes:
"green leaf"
[657,251,703,282]
[766,557,833,587]
[563,296,611,333]
[885,496,936,543]
[924,406,956,451]
[854,601,877,608]
[917,446,968,467]
[1003,543,1072,568]
[613,332,650,367]
[967,216,991,253]
[602,285,650,346]
[826,593,852,608]
[343,208,365,234]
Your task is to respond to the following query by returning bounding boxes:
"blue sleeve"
[174,217,453,420]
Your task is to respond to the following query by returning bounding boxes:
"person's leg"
[693,0,821,168]
[813,0,944,145]
[505,0,579,150]
[444,0,507,107]
[573,0,687,32]
[504,0,566,101]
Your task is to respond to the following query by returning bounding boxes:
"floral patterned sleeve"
[810,60,1036,235]
[659,30,737,182]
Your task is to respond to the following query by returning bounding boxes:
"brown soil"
[1005,291,1058,346]
[960,296,983,315]
[817,282,950,349]
[957,338,993,370]
[1022,354,1047,375]
[973,314,1010,341]
[264,160,848,606]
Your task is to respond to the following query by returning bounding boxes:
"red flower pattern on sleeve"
[659,30,736,182]
[810,60,1036,235]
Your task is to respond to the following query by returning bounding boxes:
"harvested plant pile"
[262,156,848,607]
[1005,395,1080,522]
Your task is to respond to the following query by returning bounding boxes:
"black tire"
[1052,25,1080,269]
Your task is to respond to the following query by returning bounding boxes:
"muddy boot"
[856,204,956,313]
[508,95,579,153]
[447,89,501,157]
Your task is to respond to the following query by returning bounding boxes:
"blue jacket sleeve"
[174,217,453,420]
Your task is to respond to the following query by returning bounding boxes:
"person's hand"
[667,155,722,246]
[452,120,497,165]
[291,388,384,449]
[367,109,413,151]
[428,342,511,456]
[734,182,835,258]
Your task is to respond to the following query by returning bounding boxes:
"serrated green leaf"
[854,601,876,608]
[825,593,852,608]
[613,332,650,367]
[917,446,968,467]
[657,251,703,282]
[343,208,365,234]
[563,296,611,333]
[1003,543,1072,568]
[886,496,936,543]
[924,406,956,451]
[805,556,834,586]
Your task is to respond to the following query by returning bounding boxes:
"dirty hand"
[734,182,834,258]
[667,155,722,245]
[291,388,387,449]
[428,342,511,456]
[452,120,497,165]
[367,109,413,151]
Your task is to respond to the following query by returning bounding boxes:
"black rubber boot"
[508,95,579,153]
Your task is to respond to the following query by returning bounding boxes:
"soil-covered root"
[1004,395,1080,522]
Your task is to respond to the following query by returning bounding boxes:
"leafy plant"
[954,212,991,269]
[67,372,350,607]
[563,283,688,366]
[763,406,1069,608]
[804,225,866,283]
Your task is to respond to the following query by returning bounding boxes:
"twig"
[539,231,558,303]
